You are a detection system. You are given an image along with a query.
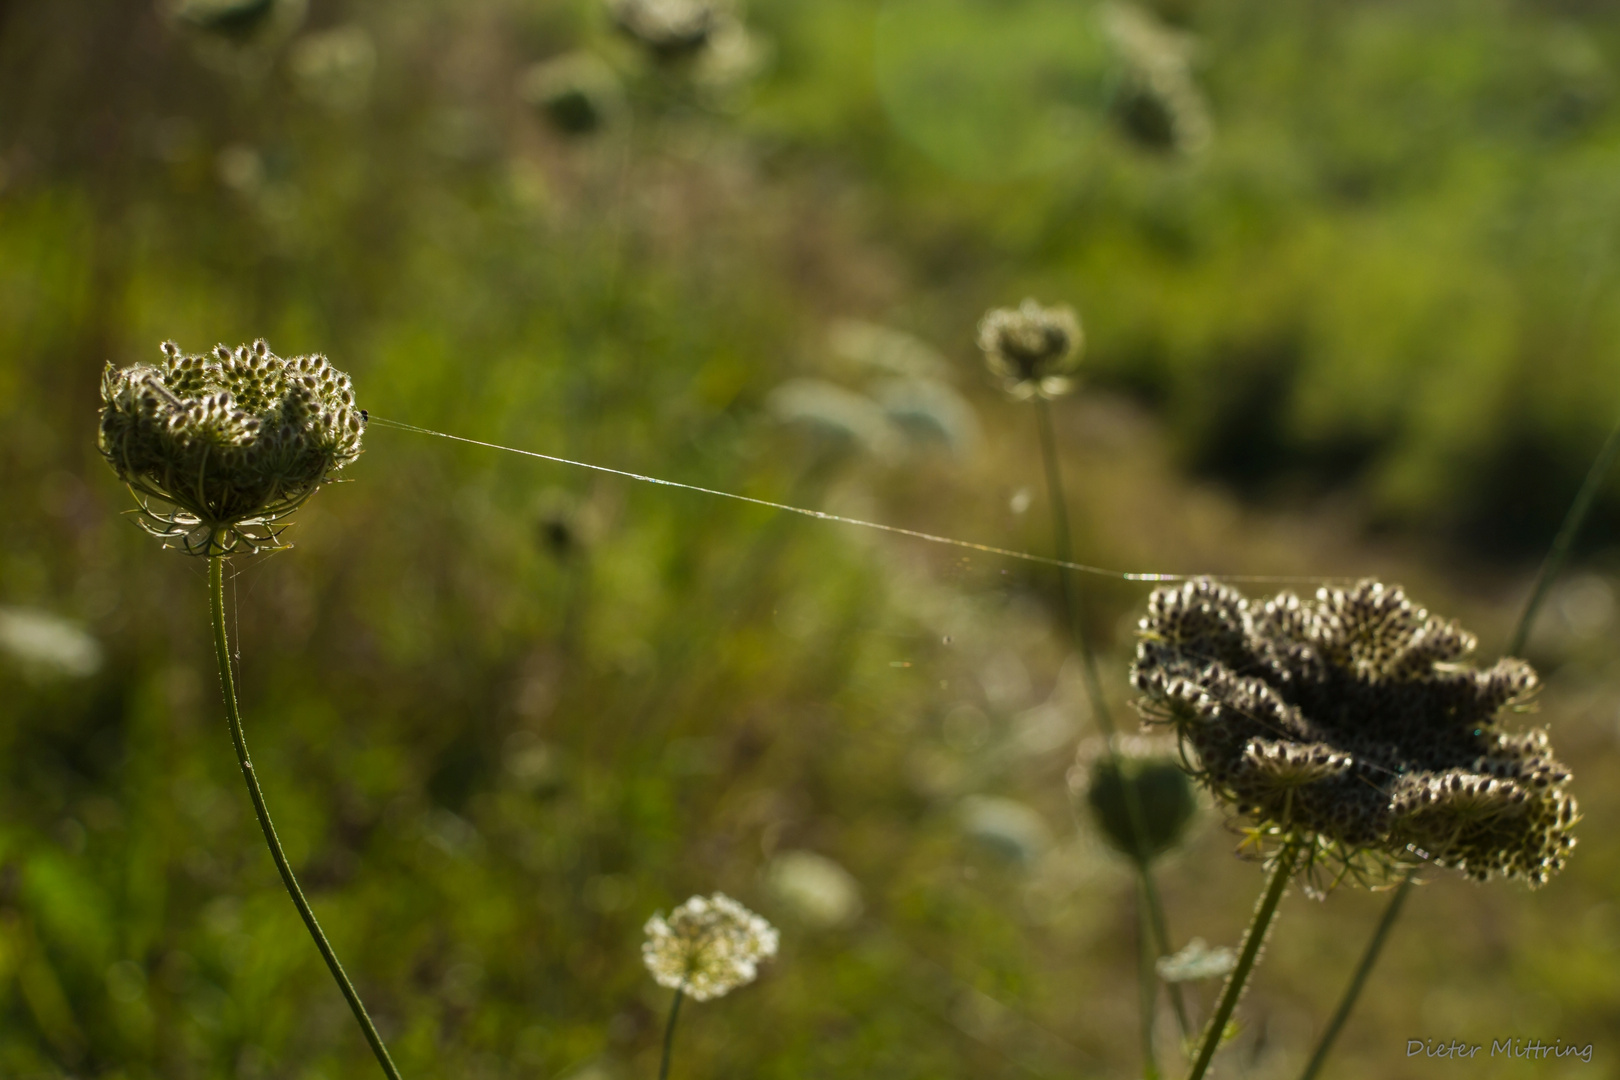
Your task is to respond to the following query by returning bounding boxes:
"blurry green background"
[3,0,1620,1076]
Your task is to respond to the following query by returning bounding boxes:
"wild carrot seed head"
[608,0,726,62]
[1130,578,1577,888]
[520,52,623,136]
[98,339,365,556]
[976,299,1083,400]
[1071,734,1199,863]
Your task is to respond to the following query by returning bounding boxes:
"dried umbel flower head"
[608,0,726,62]
[642,893,779,1001]
[1071,734,1198,863]
[768,378,903,462]
[1131,579,1577,888]
[0,607,103,680]
[519,52,624,136]
[959,795,1052,866]
[1155,937,1236,983]
[1104,3,1213,155]
[99,340,365,556]
[765,850,863,928]
[976,299,1083,400]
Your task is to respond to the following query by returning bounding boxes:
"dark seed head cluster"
[99,340,365,555]
[976,299,1082,400]
[1071,734,1199,864]
[521,53,622,136]
[1130,579,1577,887]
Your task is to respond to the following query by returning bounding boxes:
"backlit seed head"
[642,893,779,1001]
[1131,579,1577,889]
[608,0,725,62]
[519,52,624,136]
[98,339,365,556]
[1104,3,1213,155]
[1071,734,1199,862]
[976,299,1083,400]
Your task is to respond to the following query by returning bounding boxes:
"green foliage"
[2,1,1620,1077]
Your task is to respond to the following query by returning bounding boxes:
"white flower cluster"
[1155,937,1237,983]
[642,893,778,1001]
[608,0,723,61]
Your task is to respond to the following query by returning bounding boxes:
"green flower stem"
[1295,872,1413,1080]
[1138,879,1161,1080]
[1033,398,1190,1043]
[658,987,685,1080]
[1133,848,1187,1040]
[1508,413,1620,658]
[1187,843,1300,1080]
[1295,412,1620,1079]
[1032,398,1113,736]
[208,557,403,1080]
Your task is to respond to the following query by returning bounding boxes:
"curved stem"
[208,557,403,1080]
[658,987,685,1080]
[1507,413,1620,657]
[1034,398,1190,1042]
[1187,843,1299,1080]
[1296,873,1412,1080]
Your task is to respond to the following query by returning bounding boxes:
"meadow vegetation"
[3,0,1620,1076]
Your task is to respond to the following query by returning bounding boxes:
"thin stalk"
[1295,410,1620,1080]
[1033,397,1112,735]
[1133,849,1187,1041]
[1034,397,1190,1043]
[1295,874,1412,1080]
[1187,843,1300,1080]
[1138,879,1161,1080]
[1508,413,1620,658]
[658,987,685,1080]
[208,557,402,1080]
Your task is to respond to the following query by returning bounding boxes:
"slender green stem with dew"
[1033,398,1190,1045]
[658,986,685,1080]
[1296,412,1620,1079]
[208,557,402,1080]
[1187,843,1300,1080]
